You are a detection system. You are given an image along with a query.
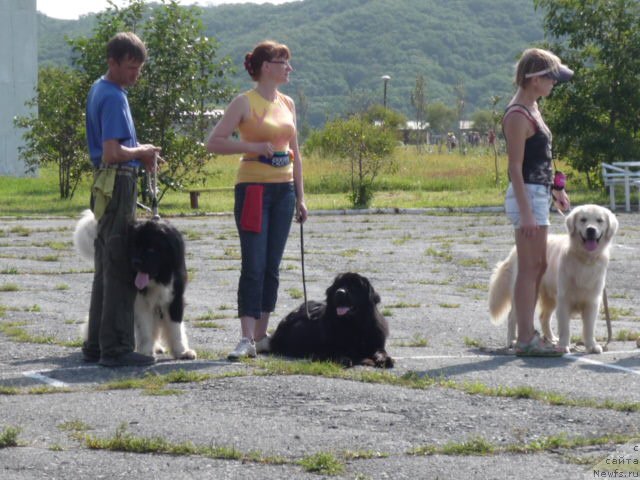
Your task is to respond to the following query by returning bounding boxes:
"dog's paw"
[176,349,197,360]
[587,344,603,354]
[373,351,394,369]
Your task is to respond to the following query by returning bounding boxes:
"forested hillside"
[38,0,545,126]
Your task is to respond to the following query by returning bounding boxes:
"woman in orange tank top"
[207,40,307,360]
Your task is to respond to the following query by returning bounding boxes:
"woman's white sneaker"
[255,335,271,353]
[228,337,256,360]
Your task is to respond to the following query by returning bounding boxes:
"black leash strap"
[603,287,612,351]
[300,220,310,319]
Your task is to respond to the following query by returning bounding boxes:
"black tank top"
[503,104,553,186]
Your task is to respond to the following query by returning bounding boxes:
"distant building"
[0,0,37,176]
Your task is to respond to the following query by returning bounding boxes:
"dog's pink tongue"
[336,307,350,316]
[135,272,150,290]
[585,239,598,252]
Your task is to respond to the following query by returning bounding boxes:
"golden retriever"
[489,204,618,353]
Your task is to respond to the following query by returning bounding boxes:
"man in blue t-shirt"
[83,32,160,367]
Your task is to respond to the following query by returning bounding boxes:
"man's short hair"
[107,32,147,63]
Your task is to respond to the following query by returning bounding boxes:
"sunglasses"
[268,60,292,67]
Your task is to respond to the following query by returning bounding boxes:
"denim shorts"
[504,183,551,228]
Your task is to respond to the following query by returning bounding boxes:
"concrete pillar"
[0,0,37,176]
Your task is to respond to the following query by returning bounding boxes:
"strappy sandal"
[515,331,564,357]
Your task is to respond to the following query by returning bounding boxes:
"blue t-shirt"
[86,77,140,168]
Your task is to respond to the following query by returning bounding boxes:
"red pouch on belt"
[240,184,264,233]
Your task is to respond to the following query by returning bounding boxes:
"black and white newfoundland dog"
[268,272,394,368]
[73,209,196,360]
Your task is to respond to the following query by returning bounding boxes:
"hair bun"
[244,53,254,75]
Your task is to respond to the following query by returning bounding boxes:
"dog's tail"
[73,209,97,262]
[488,247,516,325]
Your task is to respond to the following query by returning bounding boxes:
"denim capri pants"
[234,182,296,319]
[504,183,551,228]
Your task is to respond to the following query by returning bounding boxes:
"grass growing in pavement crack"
[298,452,345,475]
[98,369,212,394]
[0,426,20,448]
[0,321,81,347]
[408,432,640,456]
[81,423,289,465]
[81,424,352,475]
[251,358,640,412]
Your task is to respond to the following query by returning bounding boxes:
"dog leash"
[149,153,160,221]
[300,220,310,319]
[602,287,612,351]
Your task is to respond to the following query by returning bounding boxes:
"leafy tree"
[71,0,234,199]
[308,114,397,208]
[470,110,494,135]
[19,0,233,201]
[426,102,457,136]
[534,0,640,183]
[362,105,407,131]
[14,66,88,198]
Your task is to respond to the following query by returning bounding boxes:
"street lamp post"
[381,75,390,108]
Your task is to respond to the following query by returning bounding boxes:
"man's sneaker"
[254,335,271,354]
[98,351,156,367]
[228,337,256,360]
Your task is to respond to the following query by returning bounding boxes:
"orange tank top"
[236,89,296,184]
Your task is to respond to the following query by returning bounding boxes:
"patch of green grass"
[385,302,421,308]
[392,234,413,246]
[0,283,19,292]
[381,308,393,316]
[1,267,18,274]
[28,386,74,394]
[193,321,223,329]
[458,258,488,268]
[194,311,228,321]
[99,369,212,392]
[0,321,57,344]
[463,337,483,348]
[608,306,635,320]
[438,303,460,308]
[298,452,345,475]
[193,349,227,360]
[0,386,19,395]
[55,284,70,290]
[616,329,640,341]
[82,423,288,465]
[409,433,640,457]
[10,226,30,236]
[0,426,20,448]
[46,241,69,251]
[395,334,429,348]
[287,288,304,299]
[36,255,60,262]
[339,248,360,258]
[424,247,453,262]
[222,247,240,259]
[184,230,202,241]
[255,358,640,413]
[342,450,389,460]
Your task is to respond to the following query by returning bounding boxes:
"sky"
[36,0,299,20]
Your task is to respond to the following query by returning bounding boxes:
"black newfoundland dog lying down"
[269,272,394,368]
